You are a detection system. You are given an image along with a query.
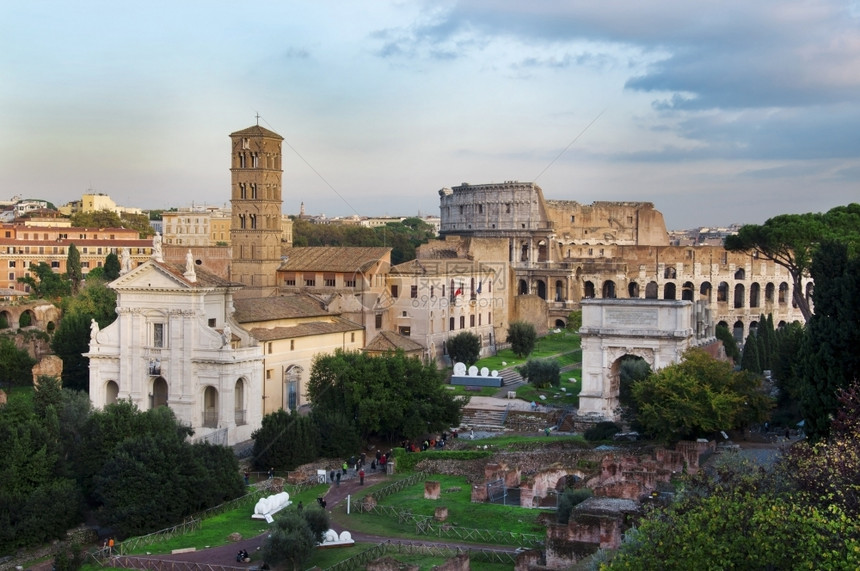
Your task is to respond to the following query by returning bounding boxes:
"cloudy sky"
[2,1,859,229]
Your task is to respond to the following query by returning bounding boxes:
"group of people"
[235,549,250,563]
[401,431,452,453]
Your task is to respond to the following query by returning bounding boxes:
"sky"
[2,1,859,229]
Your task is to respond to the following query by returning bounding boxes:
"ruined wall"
[544,200,668,247]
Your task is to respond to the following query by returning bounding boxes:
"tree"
[66,244,82,294]
[308,350,465,442]
[70,210,154,238]
[517,359,560,388]
[565,310,582,332]
[715,323,740,362]
[251,410,319,472]
[311,409,361,458]
[445,331,481,365]
[798,241,860,440]
[740,333,761,374]
[103,252,121,281]
[261,511,316,570]
[17,262,71,299]
[0,336,37,394]
[724,204,860,322]
[631,349,771,442]
[507,321,536,358]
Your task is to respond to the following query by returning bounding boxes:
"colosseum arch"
[628,281,640,298]
[663,282,676,300]
[579,299,699,420]
[602,280,616,299]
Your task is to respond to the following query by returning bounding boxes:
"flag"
[476,281,482,294]
[455,287,462,296]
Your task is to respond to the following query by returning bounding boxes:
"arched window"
[105,380,119,406]
[645,281,658,299]
[152,377,168,409]
[663,282,676,300]
[735,268,745,280]
[778,282,789,304]
[584,281,595,298]
[628,282,640,298]
[203,386,218,428]
[664,267,676,279]
[750,283,761,308]
[717,282,729,302]
[518,279,528,295]
[733,320,744,343]
[734,284,745,308]
[536,280,547,300]
[682,282,694,301]
[602,280,616,299]
[555,280,564,302]
[700,282,712,302]
[765,282,775,302]
[235,378,246,426]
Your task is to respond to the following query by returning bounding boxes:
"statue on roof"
[120,247,132,275]
[152,232,163,262]
[184,249,197,282]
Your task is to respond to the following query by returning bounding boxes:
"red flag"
[455,288,462,296]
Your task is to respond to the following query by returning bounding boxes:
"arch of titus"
[578,298,716,420]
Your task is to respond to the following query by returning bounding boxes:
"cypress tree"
[66,244,82,293]
[741,333,762,374]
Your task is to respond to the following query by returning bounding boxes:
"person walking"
[359,468,365,485]
[335,471,341,486]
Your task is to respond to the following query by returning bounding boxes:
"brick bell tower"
[229,123,284,295]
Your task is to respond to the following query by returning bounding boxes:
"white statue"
[221,324,232,347]
[90,318,99,341]
[152,232,163,262]
[120,247,132,275]
[183,249,196,282]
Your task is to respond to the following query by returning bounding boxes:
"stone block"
[434,506,448,521]
[424,480,441,500]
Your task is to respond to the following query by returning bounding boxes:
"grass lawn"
[516,374,581,407]
[454,433,587,450]
[341,475,543,542]
[475,331,580,372]
[444,384,500,398]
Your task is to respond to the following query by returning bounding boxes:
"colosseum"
[429,181,808,341]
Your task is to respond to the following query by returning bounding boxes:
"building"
[0,224,152,290]
[163,206,231,247]
[229,125,289,295]
[433,181,808,341]
[87,256,263,446]
[233,294,364,414]
[59,193,142,216]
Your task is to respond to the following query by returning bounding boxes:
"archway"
[778,282,789,304]
[554,319,566,329]
[555,280,564,302]
[285,365,302,411]
[734,284,745,308]
[105,380,119,405]
[518,279,528,295]
[717,282,729,302]
[700,282,712,302]
[537,240,548,262]
[664,267,676,279]
[0,310,10,329]
[645,281,658,299]
[628,281,639,298]
[203,386,218,427]
[602,280,616,299]
[681,281,694,301]
[583,281,595,298]
[750,283,761,308]
[615,355,652,411]
[152,377,168,408]
[735,268,745,280]
[733,320,744,344]
[536,280,547,300]
[234,378,246,425]
[765,283,775,303]
[663,283,676,300]
[18,309,35,328]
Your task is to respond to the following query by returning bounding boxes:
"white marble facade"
[87,259,263,445]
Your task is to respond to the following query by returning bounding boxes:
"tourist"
[359,468,365,485]
[267,467,273,479]
[335,471,341,486]
[243,470,249,486]
[342,461,348,475]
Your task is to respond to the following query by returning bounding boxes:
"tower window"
[242,137,250,150]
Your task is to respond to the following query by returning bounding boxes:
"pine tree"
[67,244,82,293]
[741,333,762,374]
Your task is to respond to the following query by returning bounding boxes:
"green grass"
[475,331,581,372]
[344,475,542,540]
[453,433,588,450]
[444,384,500,397]
[516,374,582,407]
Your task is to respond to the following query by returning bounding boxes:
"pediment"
[109,261,192,291]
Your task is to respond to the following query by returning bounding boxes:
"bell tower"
[229,124,284,295]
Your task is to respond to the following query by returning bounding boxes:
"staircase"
[461,407,507,430]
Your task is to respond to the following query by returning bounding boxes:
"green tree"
[740,333,761,374]
[517,358,560,388]
[0,336,37,395]
[632,349,771,442]
[311,410,360,458]
[251,410,319,472]
[308,350,465,442]
[17,262,71,299]
[261,511,316,570]
[66,244,82,294]
[798,241,860,440]
[725,203,860,322]
[445,331,481,366]
[565,310,582,332]
[715,323,740,362]
[71,210,154,238]
[507,321,536,358]
[103,252,121,281]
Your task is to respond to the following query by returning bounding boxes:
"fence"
[109,558,248,571]
[324,540,518,571]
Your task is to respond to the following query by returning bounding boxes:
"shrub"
[557,488,593,524]
[517,359,560,388]
[584,421,621,441]
[507,321,536,358]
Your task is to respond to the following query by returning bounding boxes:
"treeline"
[0,382,244,554]
[291,217,436,265]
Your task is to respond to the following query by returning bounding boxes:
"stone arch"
[663,282,676,300]
[554,319,566,329]
[735,268,745,280]
[518,279,528,295]
[805,282,814,305]
[681,281,694,301]
[554,280,564,302]
[105,380,119,405]
[733,320,744,343]
[536,279,547,300]
[700,281,712,302]
[285,365,303,411]
[749,320,759,336]
[203,385,218,427]
[18,309,35,328]
[628,281,639,298]
[750,282,761,308]
[235,378,247,425]
[778,282,789,304]
[46,321,55,333]
[717,282,729,302]
[602,280,616,299]
[151,376,168,408]
[734,284,745,308]
[765,282,775,303]
[0,310,11,329]
[645,281,658,299]
[537,240,548,262]
[717,320,729,330]
[584,281,595,298]
[664,266,676,279]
